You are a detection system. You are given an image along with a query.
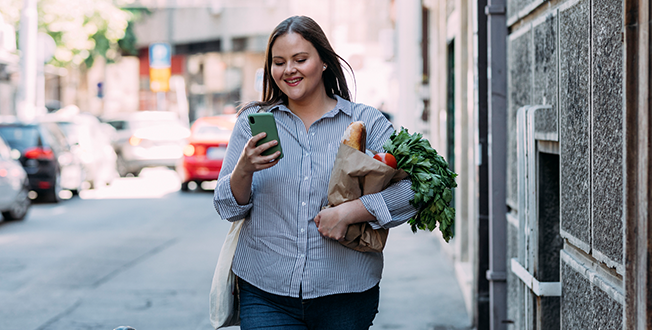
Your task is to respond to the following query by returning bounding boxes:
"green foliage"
[383,127,458,242]
[117,8,150,57]
[118,21,139,56]
[0,0,145,68]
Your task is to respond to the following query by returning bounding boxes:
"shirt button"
[301,228,305,233]
[304,176,309,181]
[302,202,306,206]
[311,132,315,136]
[300,254,305,258]
[306,153,310,157]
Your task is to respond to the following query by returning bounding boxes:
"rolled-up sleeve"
[213,174,253,221]
[359,179,417,229]
[359,110,419,229]
[213,110,256,222]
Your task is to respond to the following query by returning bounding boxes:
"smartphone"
[248,112,284,160]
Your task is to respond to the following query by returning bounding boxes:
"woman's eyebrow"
[272,52,309,59]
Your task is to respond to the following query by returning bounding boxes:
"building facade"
[404,0,651,329]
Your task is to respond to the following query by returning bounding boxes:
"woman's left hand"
[314,206,350,241]
[314,200,375,241]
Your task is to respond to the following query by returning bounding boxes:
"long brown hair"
[240,16,354,113]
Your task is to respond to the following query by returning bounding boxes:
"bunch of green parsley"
[383,128,458,242]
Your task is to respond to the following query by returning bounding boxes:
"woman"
[213,15,418,330]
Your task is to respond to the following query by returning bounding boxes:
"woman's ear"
[323,64,327,71]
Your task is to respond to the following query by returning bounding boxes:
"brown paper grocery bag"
[326,144,408,252]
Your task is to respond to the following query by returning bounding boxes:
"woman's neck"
[288,92,338,131]
[288,92,336,115]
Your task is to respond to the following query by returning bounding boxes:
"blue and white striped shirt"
[213,95,418,299]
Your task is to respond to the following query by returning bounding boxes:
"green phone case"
[248,112,284,160]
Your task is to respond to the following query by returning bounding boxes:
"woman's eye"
[297,59,306,63]
[274,62,284,66]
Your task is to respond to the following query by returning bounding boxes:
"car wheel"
[117,155,129,177]
[2,185,31,221]
[43,173,62,203]
[181,181,189,192]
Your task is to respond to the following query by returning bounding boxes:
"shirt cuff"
[213,175,253,221]
[359,193,391,229]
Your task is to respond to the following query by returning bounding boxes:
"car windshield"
[193,125,232,140]
[55,122,82,144]
[107,119,182,131]
[131,119,181,129]
[0,126,40,152]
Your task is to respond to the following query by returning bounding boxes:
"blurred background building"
[104,0,396,125]
[0,14,18,116]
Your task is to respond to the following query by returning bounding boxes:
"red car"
[177,115,236,191]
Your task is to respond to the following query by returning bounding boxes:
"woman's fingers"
[238,133,281,173]
[247,133,279,158]
[315,209,346,241]
[246,132,267,151]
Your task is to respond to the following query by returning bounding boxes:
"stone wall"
[506,0,625,328]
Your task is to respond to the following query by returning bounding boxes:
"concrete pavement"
[204,224,472,330]
[371,224,471,330]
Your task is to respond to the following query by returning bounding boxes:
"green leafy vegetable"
[383,127,458,242]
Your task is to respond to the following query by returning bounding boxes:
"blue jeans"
[238,278,380,330]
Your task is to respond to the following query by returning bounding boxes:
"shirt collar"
[329,95,352,117]
[271,95,351,116]
[266,95,352,121]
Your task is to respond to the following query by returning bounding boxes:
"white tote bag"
[209,219,244,329]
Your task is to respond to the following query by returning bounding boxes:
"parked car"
[0,135,30,220]
[0,118,84,202]
[102,111,190,177]
[177,114,236,191]
[39,111,118,189]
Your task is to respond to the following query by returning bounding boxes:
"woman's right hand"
[235,132,281,175]
[230,132,281,205]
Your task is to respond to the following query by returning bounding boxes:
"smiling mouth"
[285,77,302,85]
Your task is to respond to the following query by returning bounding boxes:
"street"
[0,168,470,330]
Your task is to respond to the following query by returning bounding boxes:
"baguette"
[341,121,366,152]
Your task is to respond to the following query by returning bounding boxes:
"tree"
[0,0,142,68]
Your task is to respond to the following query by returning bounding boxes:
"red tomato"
[373,153,397,169]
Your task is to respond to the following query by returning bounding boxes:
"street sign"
[149,42,171,68]
[149,43,171,92]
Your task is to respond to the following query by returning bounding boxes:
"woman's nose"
[284,63,297,75]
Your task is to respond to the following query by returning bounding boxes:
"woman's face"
[270,32,326,105]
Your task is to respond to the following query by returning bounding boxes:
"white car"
[40,112,119,189]
[0,135,30,220]
[103,111,190,177]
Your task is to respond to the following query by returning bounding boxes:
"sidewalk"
[203,224,471,330]
[371,224,471,330]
